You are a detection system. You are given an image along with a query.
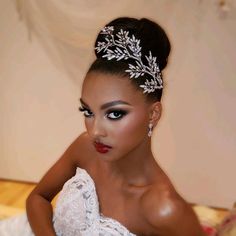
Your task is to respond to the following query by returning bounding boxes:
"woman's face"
[80,71,153,161]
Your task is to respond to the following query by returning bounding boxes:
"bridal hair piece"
[95,26,163,94]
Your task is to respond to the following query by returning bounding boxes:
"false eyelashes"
[78,106,128,120]
[78,106,87,112]
[105,109,128,120]
[78,106,93,117]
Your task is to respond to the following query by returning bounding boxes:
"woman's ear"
[149,101,162,126]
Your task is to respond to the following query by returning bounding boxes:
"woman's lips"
[94,142,112,154]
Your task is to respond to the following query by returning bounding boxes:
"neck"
[103,137,159,186]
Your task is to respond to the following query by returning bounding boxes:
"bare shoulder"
[141,183,205,236]
[66,131,94,167]
[28,132,93,201]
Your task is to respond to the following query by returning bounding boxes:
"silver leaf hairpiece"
[95,26,163,93]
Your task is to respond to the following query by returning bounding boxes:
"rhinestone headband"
[95,26,163,93]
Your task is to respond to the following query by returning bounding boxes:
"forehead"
[81,72,145,106]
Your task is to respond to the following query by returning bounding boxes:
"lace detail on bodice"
[53,167,136,236]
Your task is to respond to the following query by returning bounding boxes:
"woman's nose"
[89,118,106,139]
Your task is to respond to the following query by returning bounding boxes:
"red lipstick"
[94,142,112,154]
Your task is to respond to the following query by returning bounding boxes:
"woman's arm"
[26,194,56,236]
[26,132,88,236]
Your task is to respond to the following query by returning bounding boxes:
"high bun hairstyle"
[87,17,171,102]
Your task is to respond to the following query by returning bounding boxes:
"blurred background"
[0,0,235,209]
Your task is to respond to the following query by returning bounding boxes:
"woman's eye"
[84,110,93,117]
[106,110,127,120]
[79,107,93,117]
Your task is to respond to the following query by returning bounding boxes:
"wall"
[0,0,235,208]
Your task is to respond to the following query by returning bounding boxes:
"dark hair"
[87,17,171,102]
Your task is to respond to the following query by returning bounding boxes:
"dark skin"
[26,72,206,236]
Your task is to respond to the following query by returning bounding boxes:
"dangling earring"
[148,123,153,137]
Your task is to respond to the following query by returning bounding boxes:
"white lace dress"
[0,167,136,236]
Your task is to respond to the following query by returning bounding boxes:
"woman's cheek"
[110,112,148,144]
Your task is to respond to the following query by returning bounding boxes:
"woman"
[1,17,205,235]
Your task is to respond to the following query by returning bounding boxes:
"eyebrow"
[80,98,131,110]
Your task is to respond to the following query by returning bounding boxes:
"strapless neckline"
[78,167,135,233]
[53,166,136,235]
